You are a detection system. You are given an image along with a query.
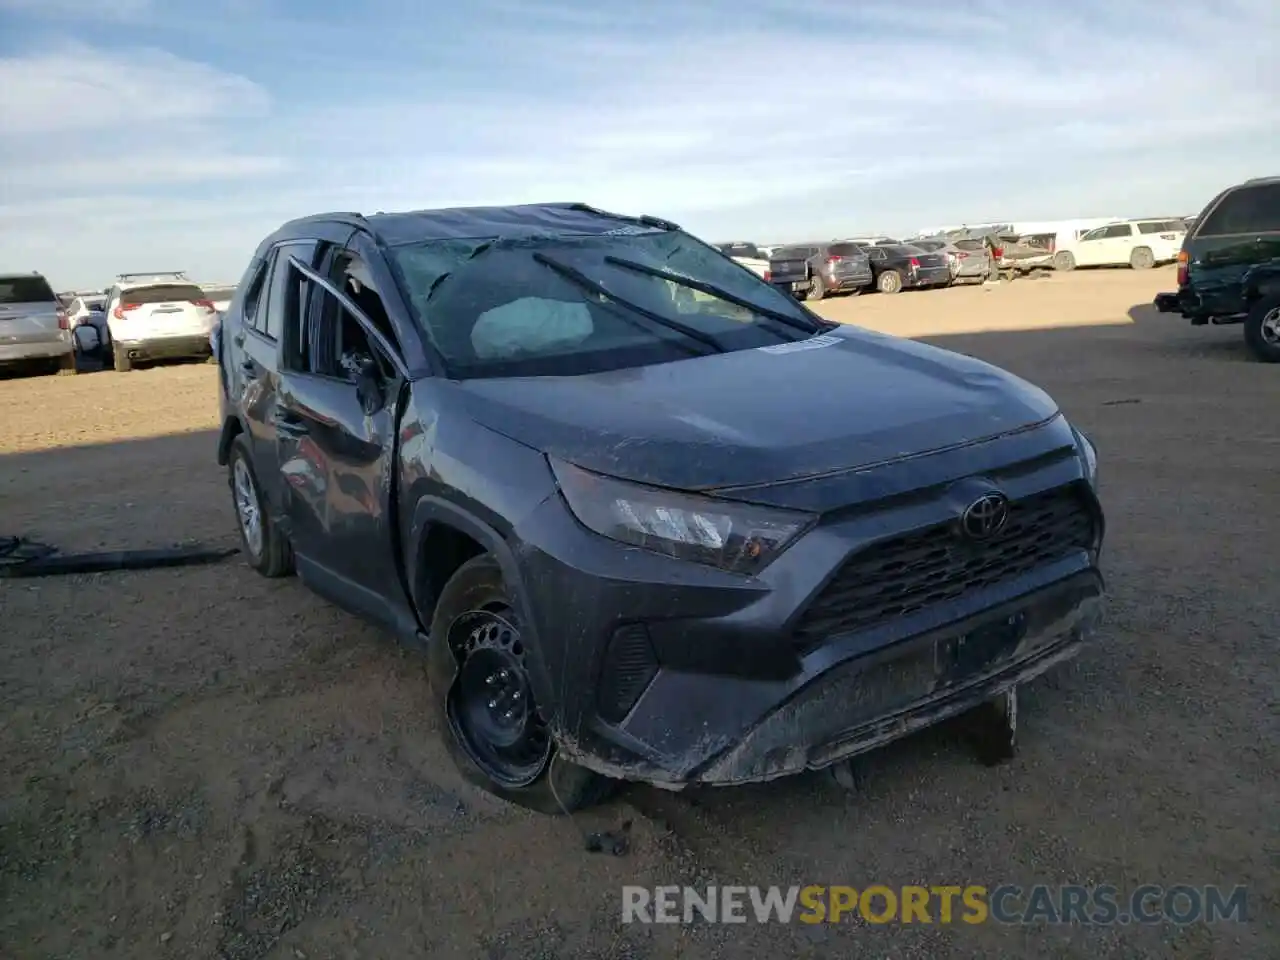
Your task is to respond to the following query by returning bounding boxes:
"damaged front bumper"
[557,573,1103,789]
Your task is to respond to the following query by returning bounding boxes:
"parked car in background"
[1053,219,1186,271]
[1008,233,1059,276]
[765,242,873,301]
[64,294,110,357]
[856,242,951,293]
[1155,175,1280,362]
[716,243,770,278]
[0,272,75,375]
[201,284,238,314]
[104,271,218,371]
[965,232,1055,279]
[66,293,106,326]
[215,201,1104,813]
[905,238,992,283]
[944,224,1016,243]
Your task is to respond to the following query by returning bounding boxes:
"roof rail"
[115,271,188,281]
[567,203,681,231]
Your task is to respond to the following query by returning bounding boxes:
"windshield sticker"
[757,333,842,354]
[601,225,656,236]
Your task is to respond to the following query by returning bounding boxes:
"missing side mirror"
[341,352,386,415]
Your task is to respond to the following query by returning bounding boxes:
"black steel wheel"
[449,609,552,788]
[426,553,614,814]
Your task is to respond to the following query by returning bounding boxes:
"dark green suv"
[1154,176,1280,362]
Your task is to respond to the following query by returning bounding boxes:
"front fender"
[215,414,243,466]
[405,495,556,713]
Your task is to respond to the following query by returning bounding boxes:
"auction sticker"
[758,333,842,354]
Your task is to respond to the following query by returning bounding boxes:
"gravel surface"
[1,268,1276,959]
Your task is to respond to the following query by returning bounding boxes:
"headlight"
[550,458,814,574]
[1072,427,1098,487]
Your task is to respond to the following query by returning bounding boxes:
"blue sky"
[2,0,1277,288]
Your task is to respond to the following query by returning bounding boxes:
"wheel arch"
[216,415,244,466]
[1242,266,1280,305]
[404,496,556,710]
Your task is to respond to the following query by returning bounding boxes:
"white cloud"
[0,42,281,204]
[0,43,268,136]
[0,0,151,18]
[1,0,1278,286]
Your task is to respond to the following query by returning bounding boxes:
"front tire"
[426,554,613,814]
[227,435,293,577]
[806,273,826,301]
[877,270,902,294]
[1244,296,1280,363]
[1054,251,1076,271]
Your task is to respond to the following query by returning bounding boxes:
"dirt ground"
[1,267,1276,959]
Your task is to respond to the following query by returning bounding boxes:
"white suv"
[104,272,218,371]
[1055,219,1186,271]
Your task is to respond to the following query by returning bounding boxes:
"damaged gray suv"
[215,203,1104,813]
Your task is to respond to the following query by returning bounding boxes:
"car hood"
[450,326,1060,491]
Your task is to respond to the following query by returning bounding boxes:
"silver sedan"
[909,238,992,283]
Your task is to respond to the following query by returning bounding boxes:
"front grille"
[792,485,1095,652]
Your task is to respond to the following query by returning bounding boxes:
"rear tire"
[877,270,902,294]
[1130,246,1155,269]
[1053,251,1076,271]
[426,554,614,814]
[57,352,77,376]
[227,435,293,577]
[806,274,826,302]
[1243,296,1280,363]
[112,349,132,373]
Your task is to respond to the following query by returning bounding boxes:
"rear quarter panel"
[1185,232,1280,315]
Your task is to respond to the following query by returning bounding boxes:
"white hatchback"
[104,275,218,371]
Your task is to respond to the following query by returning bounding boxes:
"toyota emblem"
[960,493,1010,540]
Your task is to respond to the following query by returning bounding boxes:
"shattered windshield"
[390,230,824,379]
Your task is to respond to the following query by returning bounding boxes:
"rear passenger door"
[234,240,320,513]
[1108,223,1137,263]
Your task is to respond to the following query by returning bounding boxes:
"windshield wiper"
[603,255,827,335]
[532,252,727,354]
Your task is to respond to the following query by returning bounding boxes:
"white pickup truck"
[716,242,770,278]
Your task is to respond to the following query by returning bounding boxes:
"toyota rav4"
[215,203,1105,813]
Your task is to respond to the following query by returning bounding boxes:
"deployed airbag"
[471,297,593,360]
